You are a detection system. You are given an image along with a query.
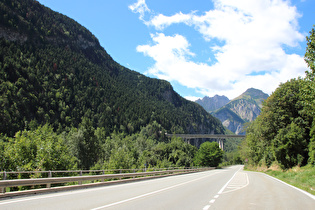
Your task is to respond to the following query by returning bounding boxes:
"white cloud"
[148,12,194,30]
[128,0,150,21]
[132,0,308,99]
[185,96,202,102]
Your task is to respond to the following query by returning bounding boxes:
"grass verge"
[245,164,315,195]
[265,165,315,195]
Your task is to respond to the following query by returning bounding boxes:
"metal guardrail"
[0,167,191,177]
[0,167,214,198]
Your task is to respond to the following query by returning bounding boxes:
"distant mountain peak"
[196,88,269,135]
[195,95,230,113]
[236,88,269,101]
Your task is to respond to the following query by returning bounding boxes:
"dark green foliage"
[0,0,224,137]
[241,78,313,168]
[1,122,198,171]
[304,26,315,165]
[273,122,307,168]
[305,27,315,80]
[93,122,198,169]
[241,26,315,168]
[0,124,77,172]
[65,117,100,169]
[309,124,315,165]
[0,0,225,172]
[222,135,244,165]
[194,142,223,167]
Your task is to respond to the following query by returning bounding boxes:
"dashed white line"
[203,205,211,210]
[202,166,244,210]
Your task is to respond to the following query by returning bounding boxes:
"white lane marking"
[263,173,315,200]
[0,181,137,206]
[91,172,220,210]
[203,205,211,210]
[221,172,249,194]
[0,171,220,206]
[202,166,243,210]
[218,166,243,194]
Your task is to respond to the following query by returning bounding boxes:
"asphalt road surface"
[0,165,314,210]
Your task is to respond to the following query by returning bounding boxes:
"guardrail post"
[1,171,7,193]
[46,171,52,188]
[78,171,82,185]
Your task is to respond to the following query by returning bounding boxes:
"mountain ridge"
[195,95,230,112]
[0,0,225,136]
[196,88,269,134]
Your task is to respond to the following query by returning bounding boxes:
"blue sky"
[38,0,315,100]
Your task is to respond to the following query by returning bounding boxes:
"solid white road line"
[263,173,315,200]
[217,166,243,194]
[91,172,220,210]
[0,182,129,206]
[0,171,219,207]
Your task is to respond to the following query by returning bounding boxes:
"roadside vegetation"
[0,120,223,174]
[240,26,315,194]
[240,26,315,169]
[245,164,315,195]
[266,165,315,195]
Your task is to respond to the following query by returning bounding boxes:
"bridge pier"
[216,139,224,150]
[166,134,245,150]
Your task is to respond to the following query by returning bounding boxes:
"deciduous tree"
[194,142,223,167]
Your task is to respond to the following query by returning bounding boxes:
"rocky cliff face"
[228,99,261,122]
[213,107,245,134]
[211,88,269,134]
[195,95,230,112]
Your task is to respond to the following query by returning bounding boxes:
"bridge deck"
[166,134,246,139]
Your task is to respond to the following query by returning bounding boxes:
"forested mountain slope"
[0,0,224,137]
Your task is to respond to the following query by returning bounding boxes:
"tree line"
[0,121,223,173]
[240,26,315,169]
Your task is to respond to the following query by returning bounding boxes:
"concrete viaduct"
[165,134,246,150]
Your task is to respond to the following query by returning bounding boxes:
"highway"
[0,165,314,210]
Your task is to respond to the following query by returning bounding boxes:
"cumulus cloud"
[128,0,150,21]
[132,0,308,99]
[149,12,194,30]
